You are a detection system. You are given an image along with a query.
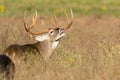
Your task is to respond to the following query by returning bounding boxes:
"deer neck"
[52,41,59,49]
[34,40,59,60]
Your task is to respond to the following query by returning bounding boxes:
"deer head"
[23,8,73,49]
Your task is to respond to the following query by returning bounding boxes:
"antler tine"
[23,11,37,32]
[23,10,49,35]
[54,8,59,27]
[28,11,37,30]
[23,11,37,34]
[60,8,69,24]
[66,8,73,30]
[23,10,29,32]
[61,8,73,30]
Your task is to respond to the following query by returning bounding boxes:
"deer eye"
[49,30,55,35]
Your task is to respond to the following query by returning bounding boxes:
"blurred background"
[0,0,120,80]
[0,0,120,16]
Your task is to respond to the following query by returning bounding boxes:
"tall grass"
[0,15,120,80]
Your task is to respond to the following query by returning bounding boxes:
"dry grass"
[0,15,120,80]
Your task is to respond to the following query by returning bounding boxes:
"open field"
[0,0,120,80]
[0,15,120,80]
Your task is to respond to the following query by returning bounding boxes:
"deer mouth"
[54,28,65,42]
[55,33,65,42]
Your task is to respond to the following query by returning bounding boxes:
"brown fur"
[3,28,65,61]
[3,41,53,61]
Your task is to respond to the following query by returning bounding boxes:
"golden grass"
[0,15,120,80]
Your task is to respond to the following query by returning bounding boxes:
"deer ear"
[35,34,49,41]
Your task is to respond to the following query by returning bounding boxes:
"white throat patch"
[52,33,65,49]
[52,41,59,49]
[35,34,49,41]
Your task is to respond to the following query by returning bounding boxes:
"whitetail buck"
[3,9,73,60]
[0,55,15,80]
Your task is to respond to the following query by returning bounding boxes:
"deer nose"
[59,28,65,33]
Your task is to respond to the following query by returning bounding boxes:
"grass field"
[0,0,120,80]
[0,15,120,80]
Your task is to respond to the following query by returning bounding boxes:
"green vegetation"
[0,0,120,16]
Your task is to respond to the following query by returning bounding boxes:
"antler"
[62,8,73,30]
[23,9,73,35]
[53,8,73,30]
[23,11,48,35]
[54,8,59,27]
[23,10,37,32]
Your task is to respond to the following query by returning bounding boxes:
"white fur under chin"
[52,33,65,49]
[52,41,59,49]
